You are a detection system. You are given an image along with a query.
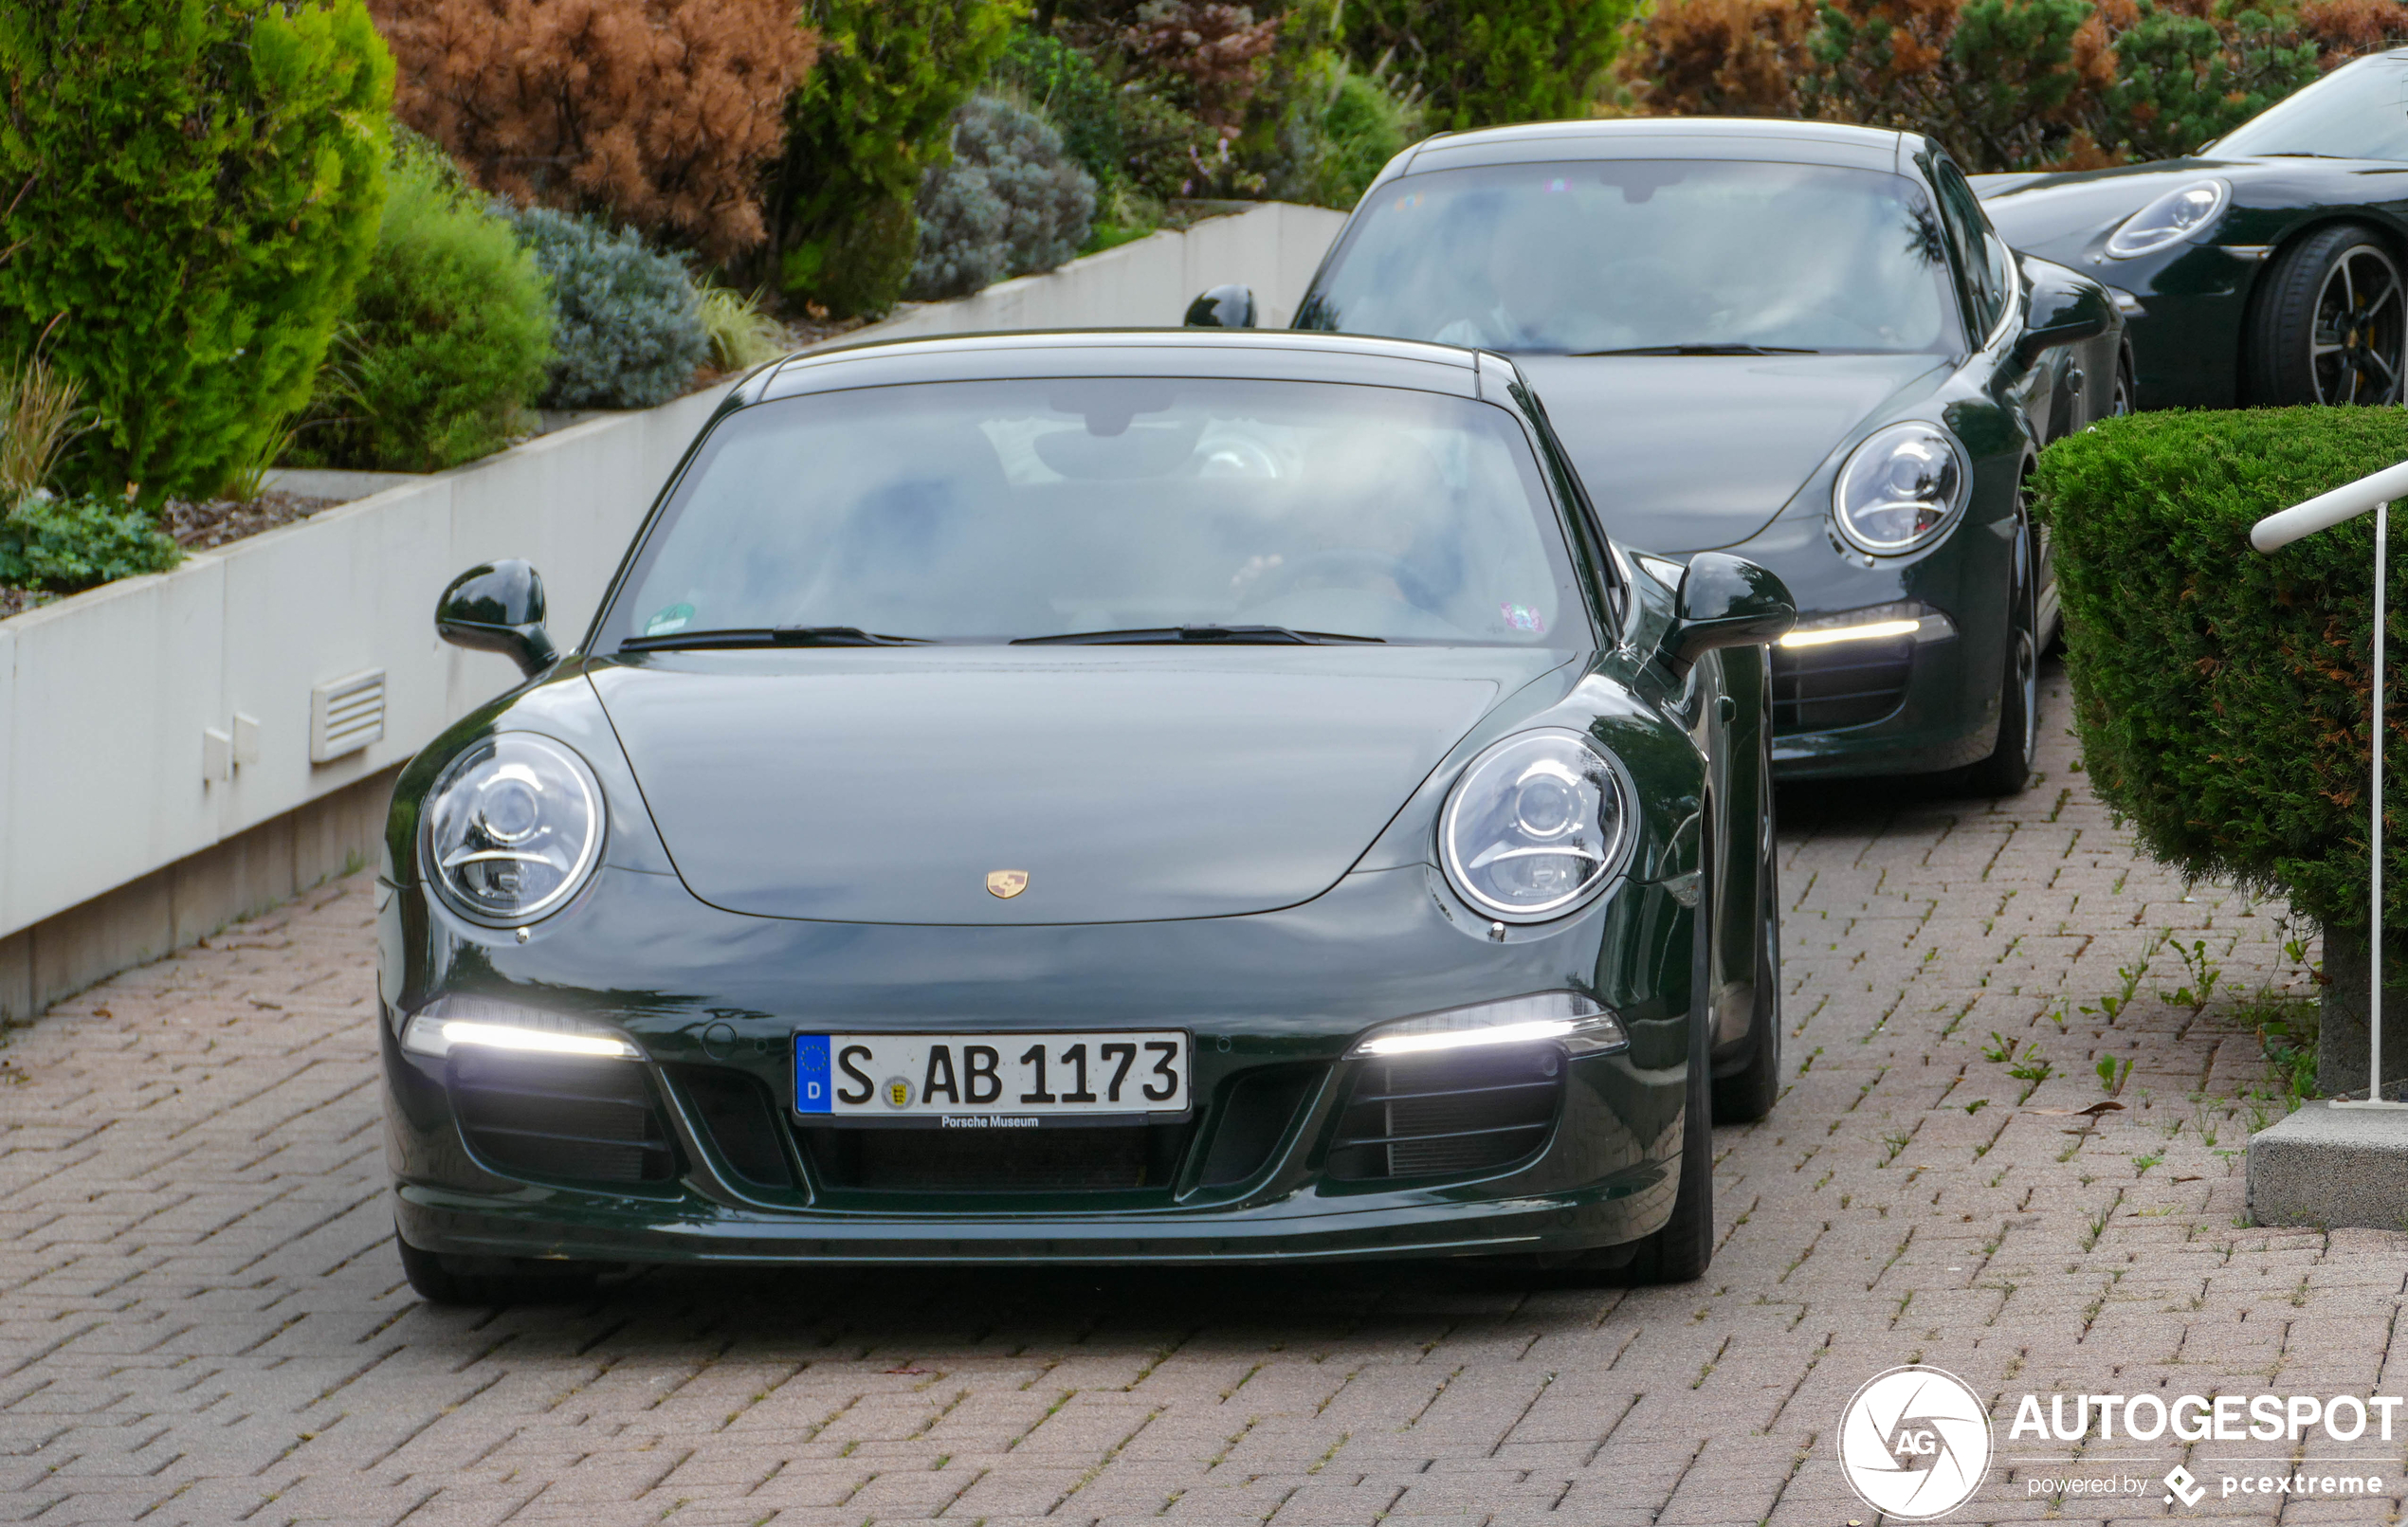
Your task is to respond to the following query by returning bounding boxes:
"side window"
[1933,162,2008,338]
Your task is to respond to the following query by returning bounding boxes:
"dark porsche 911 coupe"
[1979,48,2408,409]
[1193,118,2127,791]
[382,331,1798,1301]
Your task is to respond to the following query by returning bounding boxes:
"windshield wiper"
[1011,624,1386,646]
[619,625,932,652]
[1571,343,1822,356]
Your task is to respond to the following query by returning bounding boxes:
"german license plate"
[794,1030,1191,1126]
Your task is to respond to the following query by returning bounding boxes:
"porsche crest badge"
[987,869,1029,899]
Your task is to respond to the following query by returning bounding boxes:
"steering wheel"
[1242,547,1439,613]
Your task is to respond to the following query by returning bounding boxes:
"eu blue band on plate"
[794,1033,831,1114]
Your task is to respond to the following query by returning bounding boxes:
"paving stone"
[0,663,2384,1524]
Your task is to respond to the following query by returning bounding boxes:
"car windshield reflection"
[2214,53,2408,161]
[1297,158,1961,356]
[601,376,1587,649]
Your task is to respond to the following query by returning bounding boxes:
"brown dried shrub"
[2297,0,2408,64]
[1623,0,1816,117]
[371,0,815,262]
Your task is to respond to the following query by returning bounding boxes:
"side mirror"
[2015,258,2112,366]
[1659,553,1796,678]
[1184,283,1257,328]
[437,559,559,679]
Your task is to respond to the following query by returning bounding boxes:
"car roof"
[751,328,1503,404]
[1396,117,1916,178]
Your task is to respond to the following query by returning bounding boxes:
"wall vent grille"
[309,669,385,762]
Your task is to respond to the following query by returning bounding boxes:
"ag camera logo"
[1838,1365,1993,1519]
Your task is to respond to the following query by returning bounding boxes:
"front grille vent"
[452,1049,675,1185]
[800,1125,1158,1192]
[1326,1044,1561,1181]
[672,1065,792,1188]
[1199,1067,1318,1186]
[1771,636,1914,735]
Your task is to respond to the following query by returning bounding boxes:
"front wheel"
[1711,696,1781,1124]
[2247,225,2406,406]
[1952,507,2038,797]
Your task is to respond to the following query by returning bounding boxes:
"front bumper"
[1695,517,2013,780]
[381,860,1699,1267]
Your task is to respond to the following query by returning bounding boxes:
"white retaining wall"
[0,201,1345,951]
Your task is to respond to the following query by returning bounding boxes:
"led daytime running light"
[1779,618,1921,648]
[1347,992,1628,1059]
[400,1002,640,1060]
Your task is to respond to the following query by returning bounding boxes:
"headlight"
[422,735,604,925]
[2105,178,2228,258]
[1832,423,1970,555]
[400,996,640,1060]
[1439,730,1633,922]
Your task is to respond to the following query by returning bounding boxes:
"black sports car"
[383,331,1797,1301]
[1193,118,2126,790]
[1978,48,2408,409]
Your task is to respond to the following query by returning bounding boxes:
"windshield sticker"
[1500,603,1547,635]
[645,603,695,636]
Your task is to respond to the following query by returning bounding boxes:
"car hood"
[1510,353,1949,556]
[1979,156,2408,253]
[588,646,1575,925]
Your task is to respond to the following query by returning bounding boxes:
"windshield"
[2215,52,2408,160]
[1298,159,1962,356]
[600,377,1588,647]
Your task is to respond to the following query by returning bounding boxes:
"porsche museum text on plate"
[379,330,1797,1303]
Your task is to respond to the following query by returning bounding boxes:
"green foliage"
[507,207,710,410]
[2031,408,2408,937]
[776,0,1022,316]
[1296,67,1421,209]
[908,96,1097,300]
[2099,3,2317,162]
[1344,0,1637,131]
[698,287,792,373]
[1805,0,2098,172]
[0,0,392,503]
[0,492,180,593]
[994,27,1123,189]
[295,144,553,472]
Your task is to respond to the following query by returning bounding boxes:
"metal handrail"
[2253,467,2399,1108]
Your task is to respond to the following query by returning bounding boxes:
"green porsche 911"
[382,331,1795,1302]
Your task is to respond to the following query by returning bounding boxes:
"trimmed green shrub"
[296,143,554,472]
[0,492,181,593]
[506,207,711,409]
[1344,0,1639,131]
[775,0,1019,317]
[2032,408,2408,936]
[908,96,1097,300]
[0,0,392,503]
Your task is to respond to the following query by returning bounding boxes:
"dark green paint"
[382,334,1773,1269]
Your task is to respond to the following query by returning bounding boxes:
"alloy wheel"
[2310,244,2406,404]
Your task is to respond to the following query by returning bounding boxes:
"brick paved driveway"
[1,661,2381,1527]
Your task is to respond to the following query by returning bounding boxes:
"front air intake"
[1325,1044,1561,1181]
[451,1049,676,1185]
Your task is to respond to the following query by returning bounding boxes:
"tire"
[1711,700,1781,1125]
[1953,503,2038,797]
[395,1222,598,1306]
[2246,225,2406,406]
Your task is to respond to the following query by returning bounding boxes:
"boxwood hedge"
[2032,407,2408,937]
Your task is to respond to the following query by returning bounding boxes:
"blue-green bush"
[908,96,1097,300]
[505,206,709,409]
[0,491,181,592]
